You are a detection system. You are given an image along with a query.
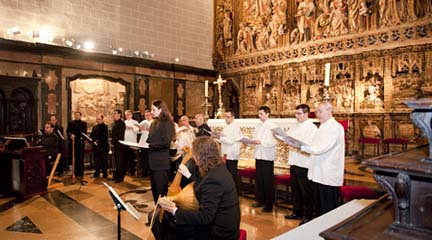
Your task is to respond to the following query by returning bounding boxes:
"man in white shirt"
[284,104,317,224]
[289,101,345,216]
[218,109,243,193]
[124,109,140,176]
[138,110,153,177]
[251,106,278,212]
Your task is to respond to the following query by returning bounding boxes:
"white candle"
[324,63,330,87]
[204,80,208,97]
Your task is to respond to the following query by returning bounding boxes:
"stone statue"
[314,4,332,40]
[362,120,382,138]
[295,0,316,42]
[330,0,349,36]
[255,19,269,51]
[361,78,384,110]
[379,0,401,27]
[236,22,254,54]
[223,11,233,47]
[348,0,360,32]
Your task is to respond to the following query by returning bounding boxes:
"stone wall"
[0,0,214,69]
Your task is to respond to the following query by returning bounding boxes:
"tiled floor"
[0,160,379,240]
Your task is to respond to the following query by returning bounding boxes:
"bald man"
[193,113,211,137]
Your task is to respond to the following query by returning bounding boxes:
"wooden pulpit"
[12,146,48,198]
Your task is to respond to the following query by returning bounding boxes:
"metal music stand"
[103,182,140,240]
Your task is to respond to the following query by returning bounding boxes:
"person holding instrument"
[159,136,240,240]
[67,112,87,181]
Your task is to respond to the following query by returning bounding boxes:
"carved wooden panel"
[134,75,149,117]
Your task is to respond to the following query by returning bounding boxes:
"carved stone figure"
[306,84,321,109]
[282,85,300,112]
[271,0,288,35]
[362,120,382,138]
[379,0,401,27]
[223,11,233,47]
[330,0,349,36]
[361,77,384,110]
[255,19,269,51]
[348,0,360,32]
[236,23,254,54]
[263,90,277,112]
[296,0,316,42]
[314,5,332,39]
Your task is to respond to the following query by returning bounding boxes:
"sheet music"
[275,134,310,148]
[209,130,225,138]
[56,130,65,141]
[271,126,289,138]
[4,137,29,147]
[102,182,141,220]
[178,163,192,179]
[81,132,93,142]
[119,140,144,149]
[237,136,255,145]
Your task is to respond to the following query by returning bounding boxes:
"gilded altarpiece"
[214,0,432,155]
[135,75,149,117]
[41,66,61,124]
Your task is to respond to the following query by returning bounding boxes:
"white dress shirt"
[124,119,139,142]
[220,121,243,160]
[253,120,277,161]
[287,119,317,169]
[301,117,345,186]
[138,119,153,148]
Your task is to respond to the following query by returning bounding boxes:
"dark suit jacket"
[67,120,87,139]
[175,165,240,240]
[90,123,109,153]
[147,119,174,171]
[111,119,125,148]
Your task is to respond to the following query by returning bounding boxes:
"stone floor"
[0,159,379,240]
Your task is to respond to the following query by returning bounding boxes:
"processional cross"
[214,75,226,119]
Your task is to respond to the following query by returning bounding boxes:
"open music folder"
[102,182,141,220]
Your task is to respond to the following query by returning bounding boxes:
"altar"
[208,118,318,168]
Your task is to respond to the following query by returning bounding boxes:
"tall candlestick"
[204,80,208,97]
[324,63,330,87]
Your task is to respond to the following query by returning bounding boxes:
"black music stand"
[103,182,140,240]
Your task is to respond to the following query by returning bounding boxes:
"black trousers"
[290,165,314,218]
[139,148,149,177]
[255,159,274,208]
[93,146,108,177]
[71,138,85,177]
[313,181,340,216]
[114,146,127,180]
[125,147,136,175]
[149,170,169,203]
[226,159,239,194]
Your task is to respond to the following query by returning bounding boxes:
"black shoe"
[251,203,264,208]
[261,207,273,212]
[299,218,312,225]
[284,213,303,220]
